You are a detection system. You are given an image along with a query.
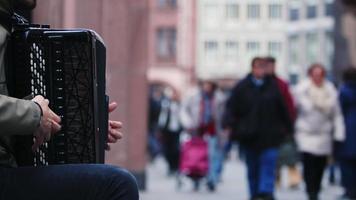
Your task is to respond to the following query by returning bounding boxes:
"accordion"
[7,25,108,166]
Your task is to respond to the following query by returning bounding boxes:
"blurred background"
[19,0,356,199]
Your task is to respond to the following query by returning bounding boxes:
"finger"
[109,121,122,129]
[108,102,118,113]
[32,136,45,151]
[107,133,118,143]
[44,132,51,141]
[49,109,61,123]
[44,99,49,106]
[109,130,123,140]
[32,142,40,152]
[51,120,61,133]
[32,95,44,102]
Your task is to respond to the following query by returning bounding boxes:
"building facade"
[147,0,196,95]
[196,0,336,83]
[286,0,335,82]
[196,0,289,80]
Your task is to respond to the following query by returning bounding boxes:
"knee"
[104,166,139,200]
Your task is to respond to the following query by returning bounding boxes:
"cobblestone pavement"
[140,155,343,200]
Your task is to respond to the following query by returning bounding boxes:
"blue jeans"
[207,136,224,186]
[244,147,278,198]
[0,164,139,200]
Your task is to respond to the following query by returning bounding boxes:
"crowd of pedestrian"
[147,57,356,200]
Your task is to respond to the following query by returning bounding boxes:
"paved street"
[140,154,343,200]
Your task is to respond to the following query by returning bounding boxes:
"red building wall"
[32,0,149,189]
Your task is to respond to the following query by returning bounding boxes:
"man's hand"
[32,95,61,151]
[106,102,123,151]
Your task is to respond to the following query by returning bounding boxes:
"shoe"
[207,181,216,192]
[193,179,200,191]
[308,193,319,200]
[254,193,275,200]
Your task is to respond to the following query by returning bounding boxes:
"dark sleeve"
[222,82,243,129]
[339,86,348,114]
[282,101,294,134]
[14,0,36,10]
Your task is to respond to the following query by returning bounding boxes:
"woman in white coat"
[294,64,345,200]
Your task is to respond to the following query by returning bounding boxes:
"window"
[289,8,299,21]
[325,0,334,16]
[157,0,177,9]
[269,4,283,19]
[306,32,319,64]
[225,41,239,61]
[247,41,260,56]
[226,3,239,20]
[289,35,299,65]
[268,41,282,58]
[306,0,317,19]
[204,41,219,61]
[156,28,176,59]
[247,4,260,19]
[289,1,300,21]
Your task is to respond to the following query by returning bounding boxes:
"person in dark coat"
[224,57,292,200]
[337,67,356,200]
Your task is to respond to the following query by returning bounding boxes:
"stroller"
[176,134,209,191]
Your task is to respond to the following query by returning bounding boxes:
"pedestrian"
[0,1,139,199]
[336,67,356,200]
[158,88,182,176]
[224,57,292,200]
[147,87,163,161]
[180,80,226,191]
[264,57,301,189]
[294,63,345,200]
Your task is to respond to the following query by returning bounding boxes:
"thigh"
[259,148,278,176]
[302,153,326,192]
[302,153,315,184]
[0,164,138,200]
[314,155,327,181]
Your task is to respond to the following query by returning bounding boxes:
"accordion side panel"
[61,37,95,163]
[94,38,107,163]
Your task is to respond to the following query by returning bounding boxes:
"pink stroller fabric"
[179,137,209,177]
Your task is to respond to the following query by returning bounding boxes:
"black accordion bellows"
[7,26,108,166]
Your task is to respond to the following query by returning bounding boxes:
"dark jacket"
[224,74,292,150]
[336,82,356,159]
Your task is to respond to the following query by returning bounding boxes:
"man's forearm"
[0,95,41,135]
